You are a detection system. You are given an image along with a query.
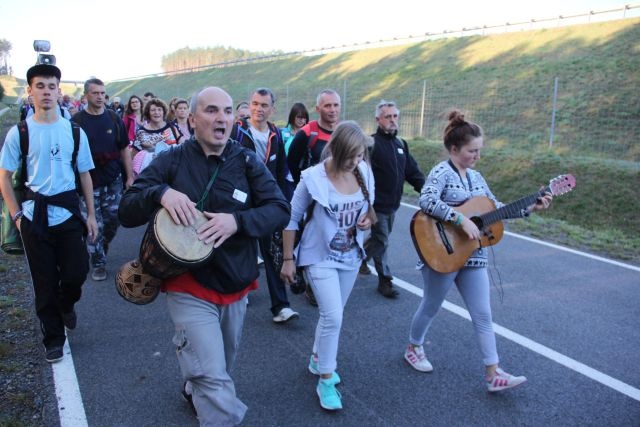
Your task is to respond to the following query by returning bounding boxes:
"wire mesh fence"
[232,77,639,162]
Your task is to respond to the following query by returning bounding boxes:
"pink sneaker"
[486,368,527,392]
[404,344,433,372]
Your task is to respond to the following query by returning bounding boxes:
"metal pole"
[285,85,290,121]
[549,76,559,148]
[419,80,427,138]
[342,80,347,120]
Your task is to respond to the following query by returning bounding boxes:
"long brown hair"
[323,121,377,224]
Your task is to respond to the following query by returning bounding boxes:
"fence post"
[342,80,347,120]
[285,85,290,120]
[549,76,559,148]
[419,80,427,138]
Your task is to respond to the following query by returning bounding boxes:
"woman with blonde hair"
[280,121,376,411]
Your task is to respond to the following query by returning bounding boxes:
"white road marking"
[52,340,88,426]
[376,270,640,402]
[50,200,638,424]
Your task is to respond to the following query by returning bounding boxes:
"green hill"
[106,18,639,162]
[104,18,639,262]
[1,19,637,263]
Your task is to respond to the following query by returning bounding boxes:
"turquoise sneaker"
[308,355,341,384]
[316,378,342,410]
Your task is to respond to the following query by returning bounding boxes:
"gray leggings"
[409,265,499,366]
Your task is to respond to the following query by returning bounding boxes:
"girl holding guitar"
[404,110,553,392]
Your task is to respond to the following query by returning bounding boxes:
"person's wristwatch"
[12,210,23,222]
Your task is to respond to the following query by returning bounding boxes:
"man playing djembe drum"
[118,87,290,425]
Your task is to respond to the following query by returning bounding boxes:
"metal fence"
[231,77,639,163]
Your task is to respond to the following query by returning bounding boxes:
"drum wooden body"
[139,208,213,279]
[115,259,162,305]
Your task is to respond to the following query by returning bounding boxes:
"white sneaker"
[404,344,433,372]
[273,307,299,323]
[486,368,527,392]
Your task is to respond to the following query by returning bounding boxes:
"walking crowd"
[0,63,553,426]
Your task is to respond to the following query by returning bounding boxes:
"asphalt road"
[57,203,640,426]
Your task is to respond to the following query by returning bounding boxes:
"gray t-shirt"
[249,125,270,162]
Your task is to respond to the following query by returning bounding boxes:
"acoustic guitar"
[410,174,576,273]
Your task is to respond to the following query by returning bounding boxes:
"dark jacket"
[118,138,290,294]
[231,118,287,193]
[369,127,425,215]
[286,120,333,185]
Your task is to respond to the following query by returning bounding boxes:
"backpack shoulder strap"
[17,121,29,188]
[170,122,182,142]
[106,109,123,145]
[308,121,320,149]
[70,121,81,169]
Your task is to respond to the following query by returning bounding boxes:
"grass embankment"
[106,18,640,161]
[409,141,639,264]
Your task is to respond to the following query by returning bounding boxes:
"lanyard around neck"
[195,163,221,211]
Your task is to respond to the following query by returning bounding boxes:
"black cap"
[26,64,61,85]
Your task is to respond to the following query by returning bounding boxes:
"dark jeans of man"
[20,215,89,348]
[363,211,395,279]
[258,235,290,316]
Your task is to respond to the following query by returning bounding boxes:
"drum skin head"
[154,208,213,263]
[115,259,162,305]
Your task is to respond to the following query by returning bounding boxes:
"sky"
[1,0,636,82]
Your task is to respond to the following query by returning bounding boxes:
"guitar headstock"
[548,174,576,196]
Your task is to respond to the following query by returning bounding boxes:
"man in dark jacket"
[231,87,299,324]
[361,100,425,298]
[118,87,290,425]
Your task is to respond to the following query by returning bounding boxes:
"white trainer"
[486,368,527,392]
[273,307,300,323]
[404,344,434,372]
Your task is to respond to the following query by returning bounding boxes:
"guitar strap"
[447,159,472,191]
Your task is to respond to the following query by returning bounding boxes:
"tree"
[160,45,284,73]
[0,39,12,74]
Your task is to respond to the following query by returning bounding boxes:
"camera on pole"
[33,40,56,66]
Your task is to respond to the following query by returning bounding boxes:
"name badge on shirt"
[269,154,277,162]
[233,189,248,203]
[397,148,404,155]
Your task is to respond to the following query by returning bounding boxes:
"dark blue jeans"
[20,215,89,348]
[258,235,290,315]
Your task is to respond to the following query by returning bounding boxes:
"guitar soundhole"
[471,216,483,229]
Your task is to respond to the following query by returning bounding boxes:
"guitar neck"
[479,188,546,226]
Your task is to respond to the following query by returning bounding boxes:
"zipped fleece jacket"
[118,138,290,294]
[231,118,287,192]
[370,127,425,215]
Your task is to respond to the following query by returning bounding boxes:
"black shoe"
[377,278,399,299]
[359,261,372,275]
[45,345,64,363]
[181,381,197,416]
[62,309,77,330]
[305,286,318,307]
